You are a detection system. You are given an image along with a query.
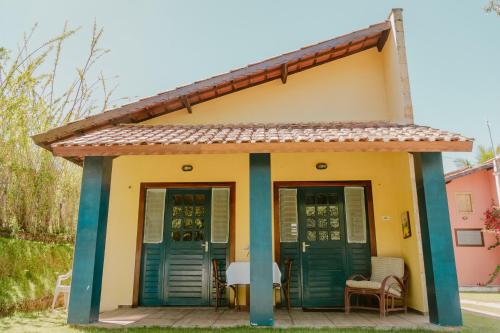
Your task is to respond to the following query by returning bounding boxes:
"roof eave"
[445,161,494,182]
[52,140,473,158]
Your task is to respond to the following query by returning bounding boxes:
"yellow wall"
[272,152,426,311]
[143,48,398,126]
[100,152,427,312]
[100,154,250,311]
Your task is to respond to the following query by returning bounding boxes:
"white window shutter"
[456,193,473,213]
[143,189,166,244]
[211,187,230,243]
[279,188,298,242]
[345,187,367,244]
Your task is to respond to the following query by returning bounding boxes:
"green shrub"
[0,237,73,316]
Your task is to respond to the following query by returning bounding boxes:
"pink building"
[445,160,500,287]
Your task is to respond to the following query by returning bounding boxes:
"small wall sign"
[401,211,411,239]
[182,164,193,172]
[316,162,328,170]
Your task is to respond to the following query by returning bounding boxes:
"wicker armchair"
[212,258,237,311]
[344,257,408,317]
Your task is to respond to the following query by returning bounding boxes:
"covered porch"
[95,307,432,329]
[49,123,472,327]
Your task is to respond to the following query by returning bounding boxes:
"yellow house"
[34,9,471,327]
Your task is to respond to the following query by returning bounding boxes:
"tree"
[483,205,500,284]
[485,0,500,15]
[0,23,118,239]
[477,145,500,163]
[453,145,500,169]
[453,158,473,169]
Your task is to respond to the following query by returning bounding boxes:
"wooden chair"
[212,258,237,311]
[274,258,293,311]
[344,257,408,317]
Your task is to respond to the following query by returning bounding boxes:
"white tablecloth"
[226,261,281,286]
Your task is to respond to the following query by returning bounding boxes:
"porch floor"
[95,307,433,329]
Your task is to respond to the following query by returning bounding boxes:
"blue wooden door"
[164,189,211,305]
[299,187,348,308]
[139,187,232,306]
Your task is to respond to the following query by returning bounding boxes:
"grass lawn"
[0,311,499,333]
[0,237,73,316]
[462,312,500,332]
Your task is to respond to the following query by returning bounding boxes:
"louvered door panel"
[302,247,346,307]
[210,243,229,306]
[166,248,207,304]
[140,245,163,305]
[348,244,371,278]
[280,243,301,306]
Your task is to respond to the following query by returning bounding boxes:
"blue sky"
[1,0,499,171]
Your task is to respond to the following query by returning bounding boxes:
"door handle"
[201,241,209,253]
[302,242,310,253]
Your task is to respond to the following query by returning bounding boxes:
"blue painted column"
[68,156,113,324]
[249,153,274,326]
[413,153,462,326]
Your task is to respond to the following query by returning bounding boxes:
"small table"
[226,261,281,309]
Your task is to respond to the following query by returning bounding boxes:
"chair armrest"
[380,275,405,293]
[59,271,72,281]
[213,275,227,286]
[55,271,72,287]
[213,279,227,288]
[347,274,368,281]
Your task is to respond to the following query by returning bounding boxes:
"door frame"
[273,181,377,267]
[132,182,236,307]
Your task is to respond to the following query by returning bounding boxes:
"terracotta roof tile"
[33,21,392,147]
[53,122,471,149]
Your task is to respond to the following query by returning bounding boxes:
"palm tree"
[476,145,500,164]
[453,158,473,169]
[453,145,500,169]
